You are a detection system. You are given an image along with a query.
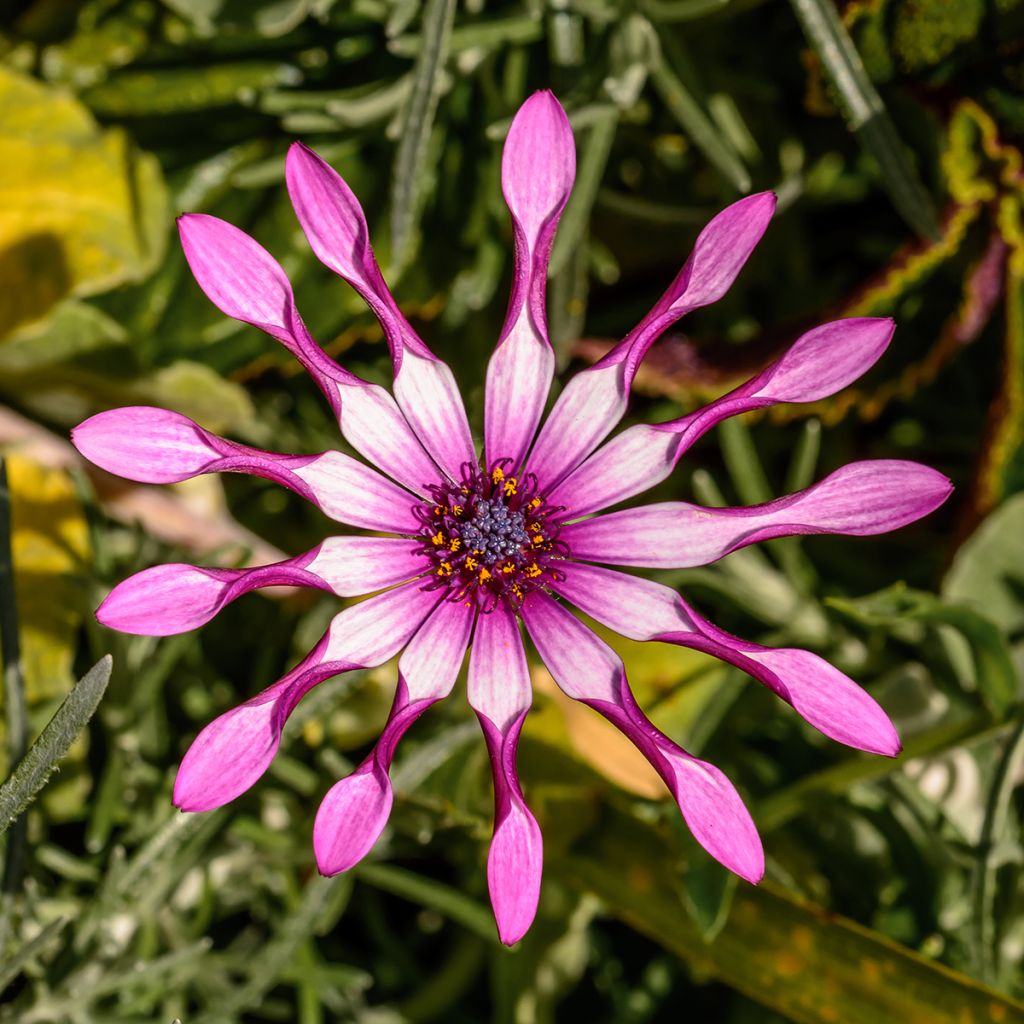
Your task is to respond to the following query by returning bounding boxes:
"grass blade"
[389,0,456,274]
[0,916,66,996]
[0,655,113,838]
[787,0,941,240]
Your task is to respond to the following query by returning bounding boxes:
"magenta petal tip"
[487,803,543,946]
[173,701,282,812]
[313,769,393,876]
[72,407,218,484]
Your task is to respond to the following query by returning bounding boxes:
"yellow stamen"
[525,563,542,578]
[465,557,478,571]
[503,477,518,497]
[502,563,515,574]
[528,497,542,510]
[491,466,505,483]
[437,562,453,577]
[531,534,544,546]
[449,538,461,552]
[478,567,491,582]
[452,504,463,517]
[431,531,445,546]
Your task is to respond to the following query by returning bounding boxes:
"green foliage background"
[1,0,1024,1021]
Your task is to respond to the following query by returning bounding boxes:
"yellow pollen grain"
[529,497,541,510]
[525,563,541,578]
[478,567,491,582]
[431,531,444,546]
[503,478,518,496]
[529,522,541,532]
[452,504,463,516]
[437,562,453,577]
[465,557,478,570]
[433,505,443,516]
[531,534,543,546]
[502,563,514,574]
[491,467,505,483]
[449,538,461,552]
[512,584,523,599]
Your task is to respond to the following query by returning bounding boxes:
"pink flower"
[72,92,951,945]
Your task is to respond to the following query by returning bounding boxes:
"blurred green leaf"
[554,806,1024,1024]
[788,0,941,240]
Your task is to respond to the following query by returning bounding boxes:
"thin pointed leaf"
[390,0,456,273]
[788,0,941,240]
[0,917,66,996]
[0,656,112,838]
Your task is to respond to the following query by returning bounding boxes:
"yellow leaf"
[0,66,168,339]
[6,455,90,706]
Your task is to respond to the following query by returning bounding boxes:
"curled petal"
[548,317,897,517]
[97,558,327,637]
[314,601,475,874]
[285,142,474,476]
[522,594,763,883]
[485,92,575,468]
[174,582,441,812]
[177,215,354,415]
[73,406,424,533]
[561,460,953,568]
[468,604,541,945]
[73,407,223,484]
[174,634,335,812]
[552,562,900,756]
[612,192,777,386]
[526,194,774,490]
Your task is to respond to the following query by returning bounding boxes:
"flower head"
[72,91,951,945]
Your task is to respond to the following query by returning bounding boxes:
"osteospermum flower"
[73,92,951,944]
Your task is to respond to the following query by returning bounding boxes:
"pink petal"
[522,594,763,883]
[72,407,222,483]
[177,214,351,395]
[285,142,474,477]
[561,460,953,568]
[392,349,477,481]
[96,558,327,637]
[314,601,475,874]
[304,537,427,596]
[485,92,575,469]
[468,604,542,944]
[290,450,423,533]
[334,378,447,494]
[73,406,424,533]
[174,634,335,812]
[174,582,441,812]
[552,562,901,756]
[526,193,774,491]
[612,192,777,386]
[548,317,897,517]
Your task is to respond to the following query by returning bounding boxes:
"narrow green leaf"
[0,655,112,839]
[784,418,822,493]
[969,714,1024,985]
[646,23,750,192]
[193,875,352,1024]
[0,917,66,996]
[389,0,455,274]
[550,106,618,277]
[787,0,941,240]
[355,861,499,942]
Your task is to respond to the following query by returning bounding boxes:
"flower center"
[415,461,566,610]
